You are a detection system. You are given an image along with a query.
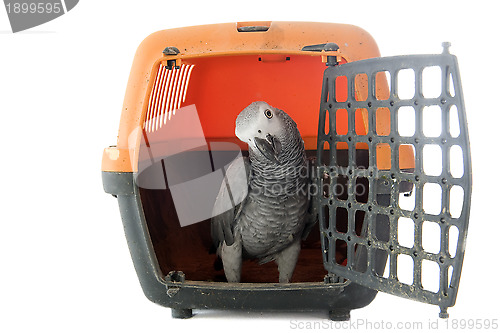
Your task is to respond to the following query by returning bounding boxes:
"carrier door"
[316,44,471,317]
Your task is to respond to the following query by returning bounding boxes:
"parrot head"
[235,101,297,164]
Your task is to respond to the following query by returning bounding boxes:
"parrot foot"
[221,238,242,283]
[276,238,301,283]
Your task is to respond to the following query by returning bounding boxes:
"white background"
[1,1,498,332]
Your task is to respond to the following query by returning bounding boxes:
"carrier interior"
[137,54,358,283]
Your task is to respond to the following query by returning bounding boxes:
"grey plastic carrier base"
[103,171,382,320]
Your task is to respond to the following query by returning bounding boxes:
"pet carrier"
[102,22,471,320]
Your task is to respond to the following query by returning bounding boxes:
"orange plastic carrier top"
[102,21,414,173]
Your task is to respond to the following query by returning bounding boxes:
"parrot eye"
[264,109,273,119]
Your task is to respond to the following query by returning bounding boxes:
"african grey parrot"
[211,101,316,283]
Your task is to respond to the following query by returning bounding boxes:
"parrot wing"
[211,156,250,247]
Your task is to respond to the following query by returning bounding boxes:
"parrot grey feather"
[211,101,318,283]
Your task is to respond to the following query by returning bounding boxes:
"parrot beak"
[254,134,282,164]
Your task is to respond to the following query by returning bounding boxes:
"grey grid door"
[316,45,471,318]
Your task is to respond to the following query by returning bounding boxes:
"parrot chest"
[237,193,308,258]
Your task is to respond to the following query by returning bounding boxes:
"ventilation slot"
[144,64,195,133]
